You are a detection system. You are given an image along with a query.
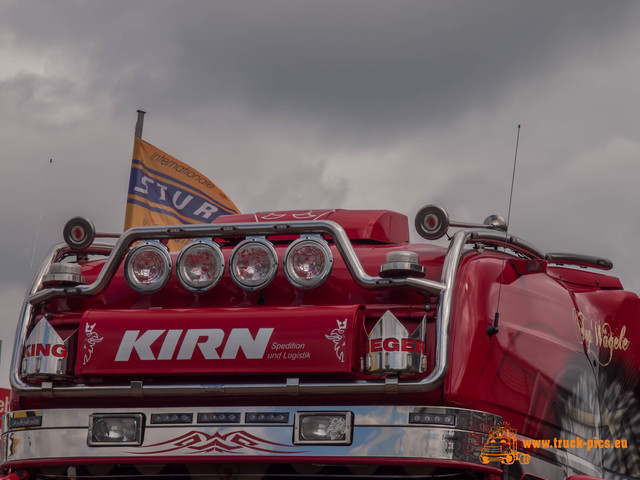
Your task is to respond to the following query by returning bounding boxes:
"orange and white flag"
[124,138,239,230]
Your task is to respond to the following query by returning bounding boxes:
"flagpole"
[125,110,146,231]
[135,109,146,139]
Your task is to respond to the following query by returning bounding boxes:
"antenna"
[487,125,521,337]
[30,159,53,274]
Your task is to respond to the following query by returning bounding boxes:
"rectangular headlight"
[293,411,353,445]
[88,414,143,446]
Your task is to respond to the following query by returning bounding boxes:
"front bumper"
[2,405,500,472]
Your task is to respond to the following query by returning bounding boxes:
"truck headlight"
[124,242,172,293]
[283,236,333,288]
[176,240,225,291]
[294,411,353,445]
[88,414,143,446]
[229,238,278,291]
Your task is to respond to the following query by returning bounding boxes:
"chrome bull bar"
[1,405,502,469]
[11,221,491,398]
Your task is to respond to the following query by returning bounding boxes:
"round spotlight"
[124,242,172,293]
[176,240,224,291]
[229,237,278,291]
[63,217,96,250]
[283,236,333,289]
[415,204,450,240]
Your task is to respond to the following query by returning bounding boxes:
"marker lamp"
[283,236,333,289]
[245,412,289,424]
[294,411,353,445]
[409,413,456,426]
[415,204,450,240]
[229,237,278,290]
[176,240,225,291]
[150,413,193,424]
[124,242,172,293]
[198,412,241,424]
[63,216,96,250]
[88,414,143,446]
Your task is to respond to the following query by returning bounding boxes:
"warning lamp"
[379,251,425,278]
[63,216,96,250]
[42,262,85,286]
[124,242,172,293]
[283,236,333,288]
[229,237,278,291]
[414,205,450,240]
[176,240,225,291]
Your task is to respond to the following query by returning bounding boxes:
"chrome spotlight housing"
[176,240,225,291]
[283,236,333,289]
[229,237,278,291]
[124,241,172,293]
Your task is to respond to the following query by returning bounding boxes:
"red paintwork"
[213,209,411,244]
[445,250,640,432]
[5,208,640,480]
[76,306,362,375]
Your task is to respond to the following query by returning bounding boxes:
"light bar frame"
[18,220,510,399]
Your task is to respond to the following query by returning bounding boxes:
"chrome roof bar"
[10,222,532,398]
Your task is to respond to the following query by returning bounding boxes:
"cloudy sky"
[1,0,640,382]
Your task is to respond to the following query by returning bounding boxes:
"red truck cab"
[1,206,638,480]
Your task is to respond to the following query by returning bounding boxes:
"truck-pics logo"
[479,423,530,465]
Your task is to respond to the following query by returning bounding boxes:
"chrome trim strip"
[2,406,500,466]
[10,223,518,398]
[3,406,602,477]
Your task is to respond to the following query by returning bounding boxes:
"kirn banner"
[124,137,240,231]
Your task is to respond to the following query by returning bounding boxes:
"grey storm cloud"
[4,1,636,145]
[2,0,640,381]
